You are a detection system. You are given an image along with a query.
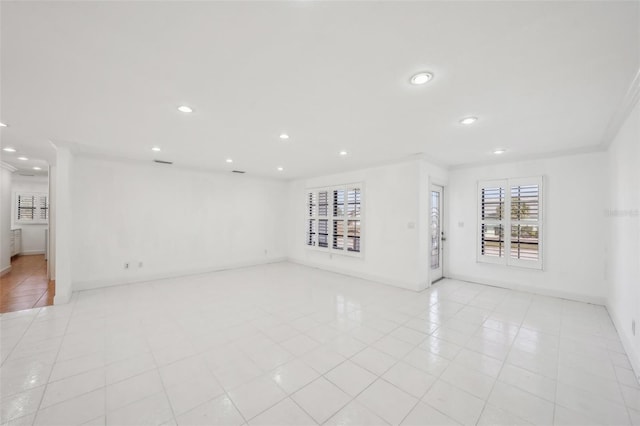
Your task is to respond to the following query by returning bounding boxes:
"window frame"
[14,192,49,225]
[306,183,364,258]
[477,176,543,269]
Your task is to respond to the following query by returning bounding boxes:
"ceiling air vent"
[232,170,246,174]
[153,160,173,165]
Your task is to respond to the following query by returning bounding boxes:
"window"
[307,184,362,255]
[15,192,49,224]
[478,177,542,269]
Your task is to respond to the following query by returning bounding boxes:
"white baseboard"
[287,257,420,291]
[446,273,607,305]
[54,290,72,305]
[0,265,11,277]
[607,302,640,384]
[72,257,288,292]
[18,250,46,256]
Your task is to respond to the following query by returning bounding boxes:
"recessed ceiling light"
[2,147,16,152]
[226,158,233,163]
[151,146,161,152]
[460,116,478,125]
[493,149,506,155]
[17,156,28,161]
[339,151,348,156]
[277,166,284,171]
[33,167,42,170]
[0,122,7,127]
[279,133,290,140]
[177,105,193,113]
[410,72,433,85]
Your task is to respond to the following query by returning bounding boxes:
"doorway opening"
[1,166,53,313]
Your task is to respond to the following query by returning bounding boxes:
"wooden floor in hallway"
[0,255,54,313]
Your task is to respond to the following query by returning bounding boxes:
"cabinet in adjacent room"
[10,228,22,256]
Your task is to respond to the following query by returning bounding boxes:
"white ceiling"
[1,1,638,179]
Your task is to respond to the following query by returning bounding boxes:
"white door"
[430,185,444,282]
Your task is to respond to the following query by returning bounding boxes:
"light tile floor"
[1,262,637,425]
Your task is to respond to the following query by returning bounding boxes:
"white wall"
[11,174,49,255]
[54,148,73,303]
[0,164,14,275]
[606,100,640,376]
[447,152,608,304]
[286,160,447,291]
[48,165,56,281]
[70,156,288,290]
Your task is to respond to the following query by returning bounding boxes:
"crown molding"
[601,67,640,149]
[0,162,18,172]
[448,144,604,171]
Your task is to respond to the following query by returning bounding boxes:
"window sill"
[306,246,364,259]
[477,257,542,270]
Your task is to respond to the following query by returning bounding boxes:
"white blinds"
[478,177,542,269]
[16,193,49,223]
[510,183,540,262]
[480,186,505,258]
[40,195,49,220]
[17,194,36,220]
[307,184,362,255]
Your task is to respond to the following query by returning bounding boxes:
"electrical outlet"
[124,262,130,269]
[633,319,636,336]
[138,261,143,268]
[264,249,268,255]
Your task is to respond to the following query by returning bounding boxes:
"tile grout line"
[0,311,41,368]
[553,300,566,425]
[296,298,443,425]
[227,307,408,425]
[400,291,491,426]
[135,317,176,426]
[472,289,533,425]
[414,288,485,418]
[26,318,156,422]
[232,321,370,424]
[196,339,252,426]
[29,294,79,426]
